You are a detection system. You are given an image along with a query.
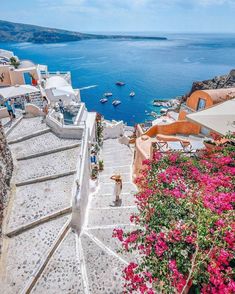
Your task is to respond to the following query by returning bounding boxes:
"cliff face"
[189,70,235,95]
[0,122,13,254]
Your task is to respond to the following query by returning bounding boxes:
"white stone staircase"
[0,123,138,293]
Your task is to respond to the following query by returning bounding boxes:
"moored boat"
[104,92,113,97]
[112,100,121,106]
[160,108,168,114]
[100,98,108,103]
[129,91,135,97]
[116,81,125,86]
[153,102,160,107]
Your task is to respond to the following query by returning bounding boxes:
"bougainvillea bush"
[113,145,235,294]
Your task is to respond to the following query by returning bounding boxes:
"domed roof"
[18,59,35,69]
[45,76,70,89]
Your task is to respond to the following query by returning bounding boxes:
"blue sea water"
[1,33,235,125]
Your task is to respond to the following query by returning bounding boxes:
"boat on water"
[129,91,135,97]
[104,92,113,97]
[112,100,121,106]
[160,108,168,114]
[150,111,159,118]
[116,81,125,86]
[100,98,108,103]
[153,102,161,107]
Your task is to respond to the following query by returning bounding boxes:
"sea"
[1,33,235,125]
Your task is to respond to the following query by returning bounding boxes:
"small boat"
[104,92,112,97]
[129,91,135,97]
[160,108,168,114]
[112,100,121,106]
[116,81,125,86]
[150,111,158,118]
[100,98,108,103]
[153,102,161,107]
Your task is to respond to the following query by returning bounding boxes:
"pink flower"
[112,228,124,241]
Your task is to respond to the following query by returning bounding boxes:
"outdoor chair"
[153,141,169,152]
[180,141,193,152]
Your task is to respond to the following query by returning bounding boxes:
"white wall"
[103,120,124,139]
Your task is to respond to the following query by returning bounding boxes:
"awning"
[0,85,40,99]
[187,99,235,136]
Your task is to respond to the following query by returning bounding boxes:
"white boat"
[160,108,168,114]
[112,100,121,106]
[100,98,108,103]
[153,102,160,107]
[129,91,135,97]
[150,111,158,118]
[116,81,125,86]
[104,92,113,97]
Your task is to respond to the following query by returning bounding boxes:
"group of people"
[4,98,16,121]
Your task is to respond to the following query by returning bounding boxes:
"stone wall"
[0,121,13,254]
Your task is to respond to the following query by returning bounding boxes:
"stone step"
[99,165,132,176]
[90,193,136,208]
[6,174,76,233]
[7,117,49,142]
[15,147,80,183]
[10,131,80,159]
[6,174,75,233]
[81,233,125,294]
[8,128,51,144]
[1,215,70,294]
[87,207,138,227]
[31,230,84,294]
[6,207,72,238]
[88,227,138,263]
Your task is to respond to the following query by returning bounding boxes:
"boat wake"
[79,85,98,90]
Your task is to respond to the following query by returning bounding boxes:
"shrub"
[113,146,235,294]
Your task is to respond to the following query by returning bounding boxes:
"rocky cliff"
[189,70,235,95]
[0,122,13,254]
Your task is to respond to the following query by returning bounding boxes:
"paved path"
[80,138,138,294]
[1,119,138,293]
[0,117,81,293]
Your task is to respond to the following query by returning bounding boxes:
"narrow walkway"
[80,138,138,294]
[0,117,82,293]
[1,121,138,293]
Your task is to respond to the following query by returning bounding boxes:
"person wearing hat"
[110,174,122,204]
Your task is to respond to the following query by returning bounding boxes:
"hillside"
[0,20,167,43]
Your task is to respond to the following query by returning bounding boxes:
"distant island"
[0,20,167,43]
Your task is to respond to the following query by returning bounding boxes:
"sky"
[0,0,235,33]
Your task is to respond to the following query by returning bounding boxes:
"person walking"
[42,97,49,122]
[4,98,14,121]
[10,98,16,118]
[58,99,65,113]
[42,97,49,114]
[110,174,122,205]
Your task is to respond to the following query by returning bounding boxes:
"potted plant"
[29,73,37,86]
[91,165,98,180]
[10,57,20,69]
[98,160,104,171]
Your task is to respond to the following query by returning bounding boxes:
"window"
[197,98,206,111]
